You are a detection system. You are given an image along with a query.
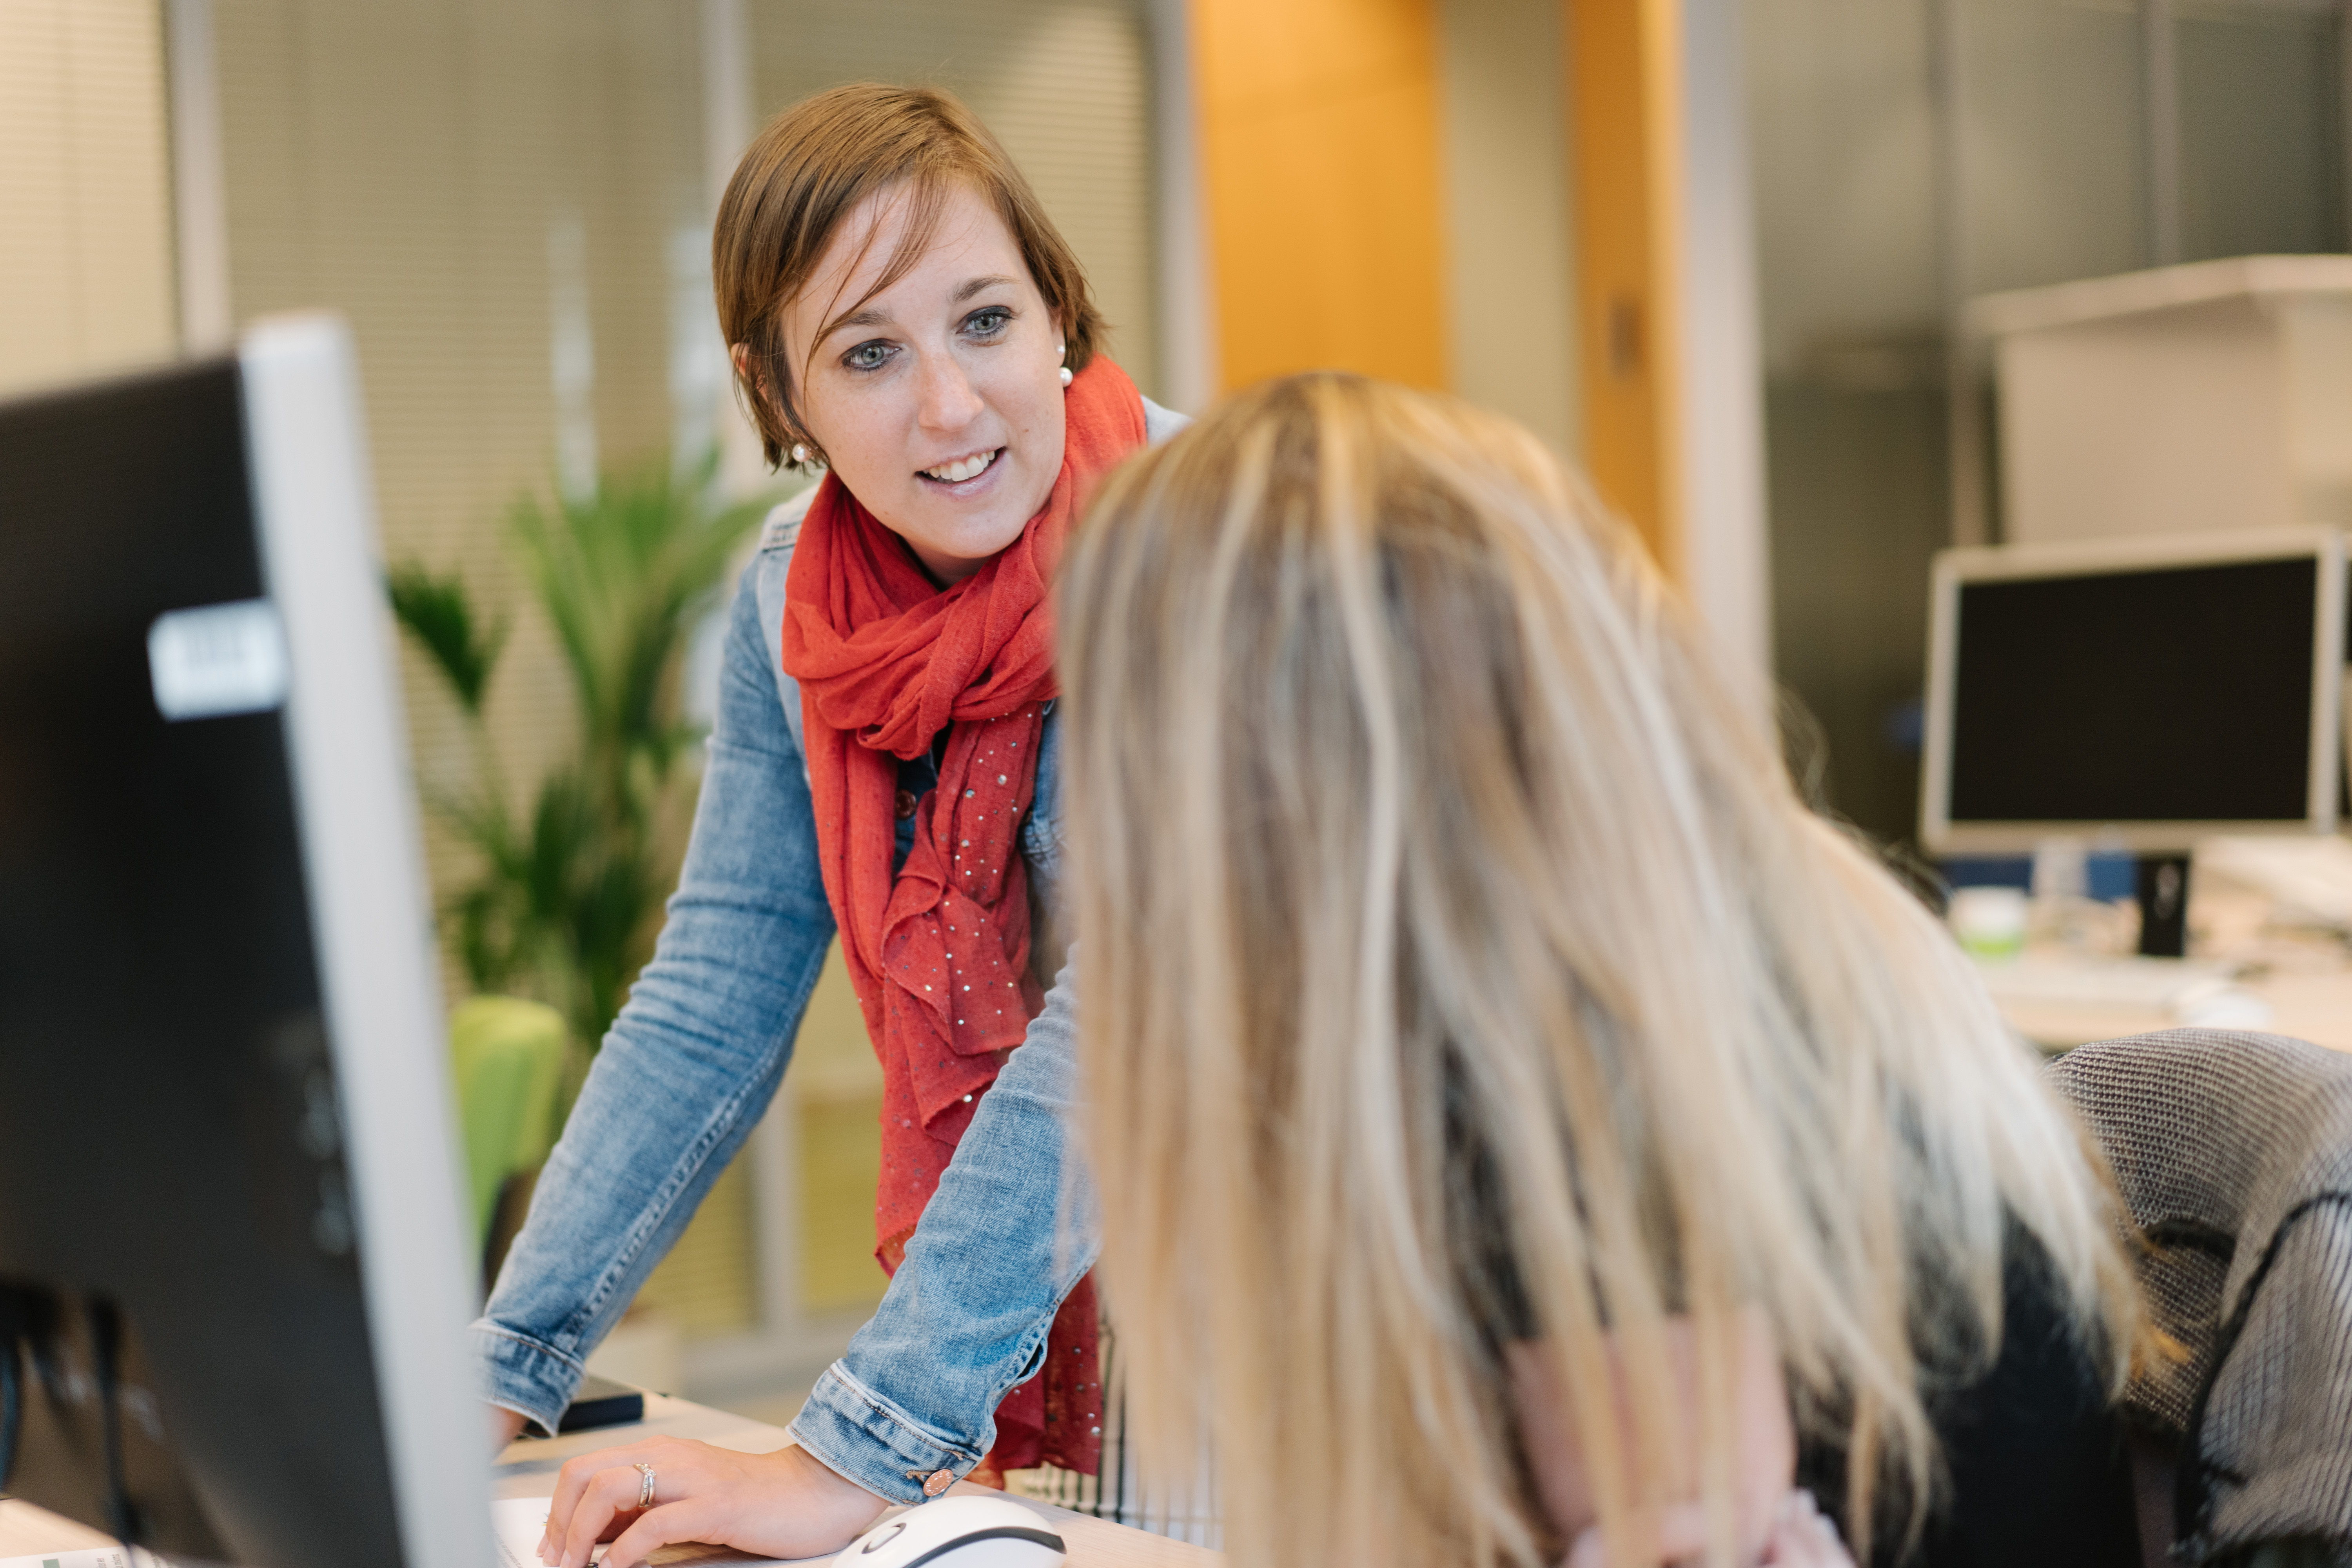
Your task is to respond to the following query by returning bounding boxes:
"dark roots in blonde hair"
[712,82,1105,470]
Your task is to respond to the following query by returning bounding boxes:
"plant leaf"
[430,445,780,1049]
[387,562,507,714]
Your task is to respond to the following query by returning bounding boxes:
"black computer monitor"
[1920,529,2350,954]
[0,318,492,1567]
[1922,530,2348,852]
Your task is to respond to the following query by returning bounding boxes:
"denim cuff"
[789,1361,982,1504]
[472,1319,588,1439]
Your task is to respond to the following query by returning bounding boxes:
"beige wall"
[212,0,709,841]
[0,0,177,398]
[1439,0,1580,461]
[210,0,751,1333]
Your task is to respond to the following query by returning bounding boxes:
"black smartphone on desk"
[555,1376,645,1435]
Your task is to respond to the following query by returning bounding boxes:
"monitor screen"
[1945,556,2319,827]
[0,321,490,1568]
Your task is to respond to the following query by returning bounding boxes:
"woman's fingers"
[544,1441,646,1550]
[1557,1499,1749,1566]
[1759,1490,1855,1566]
[553,1463,654,1568]
[543,1441,669,1561]
[534,1439,887,1565]
[1561,1490,1853,1567]
[1562,1504,1706,1568]
[601,1501,718,1568]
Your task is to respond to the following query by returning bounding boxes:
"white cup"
[1949,886,2028,962]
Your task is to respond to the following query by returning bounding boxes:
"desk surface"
[0,1495,116,1556]
[494,1395,1217,1568]
[1996,964,2352,1054]
[0,1394,1219,1567]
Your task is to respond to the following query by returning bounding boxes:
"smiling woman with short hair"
[476,83,1186,1568]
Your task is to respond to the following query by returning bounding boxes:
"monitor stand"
[2136,854,2192,958]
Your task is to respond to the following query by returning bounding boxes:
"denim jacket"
[473,398,1187,1503]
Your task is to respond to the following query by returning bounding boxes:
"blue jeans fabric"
[472,491,1100,1503]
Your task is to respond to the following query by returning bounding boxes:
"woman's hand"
[1562,1490,1857,1568]
[538,1435,891,1568]
[1754,1491,1855,1566]
[489,1404,529,1453]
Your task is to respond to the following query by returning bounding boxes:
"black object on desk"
[2137,853,2193,958]
[557,1376,646,1435]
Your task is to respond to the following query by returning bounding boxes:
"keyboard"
[1976,955,2272,1029]
[2197,835,2352,930]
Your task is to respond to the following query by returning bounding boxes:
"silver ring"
[633,1462,656,1511]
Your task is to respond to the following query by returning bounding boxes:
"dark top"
[1451,1069,2142,1568]
[1797,1234,2142,1568]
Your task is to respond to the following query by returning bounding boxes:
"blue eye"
[844,340,893,372]
[965,308,1012,338]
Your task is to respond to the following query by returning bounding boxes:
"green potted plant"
[390,451,777,1051]
[391,453,778,1292]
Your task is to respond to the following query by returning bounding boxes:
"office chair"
[2049,1030,2352,1568]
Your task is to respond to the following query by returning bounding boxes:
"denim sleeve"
[789,954,1098,1501]
[471,572,836,1435]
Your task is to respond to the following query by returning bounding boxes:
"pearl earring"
[1059,366,1074,388]
[790,443,809,465]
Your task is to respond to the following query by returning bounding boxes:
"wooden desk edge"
[0,1495,119,1554]
[1998,967,2352,1056]
[497,1393,1221,1567]
[2,1395,1218,1566]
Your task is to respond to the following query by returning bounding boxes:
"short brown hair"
[713,82,1106,470]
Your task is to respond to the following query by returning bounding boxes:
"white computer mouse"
[2169,979,2276,1032]
[830,1494,1067,1568]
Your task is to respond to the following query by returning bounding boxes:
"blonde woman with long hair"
[1057,375,2147,1568]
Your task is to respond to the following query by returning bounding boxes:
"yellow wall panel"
[1195,0,1448,392]
[1568,0,1685,572]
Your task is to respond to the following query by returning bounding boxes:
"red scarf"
[780,358,1145,1479]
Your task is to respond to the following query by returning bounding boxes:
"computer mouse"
[830,1494,1067,1568]
[2170,978,2275,1031]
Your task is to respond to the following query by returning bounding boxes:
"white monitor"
[1922,528,2349,855]
[0,316,493,1567]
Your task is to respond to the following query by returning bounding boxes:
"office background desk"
[0,1393,1220,1566]
[1996,966,2352,1054]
